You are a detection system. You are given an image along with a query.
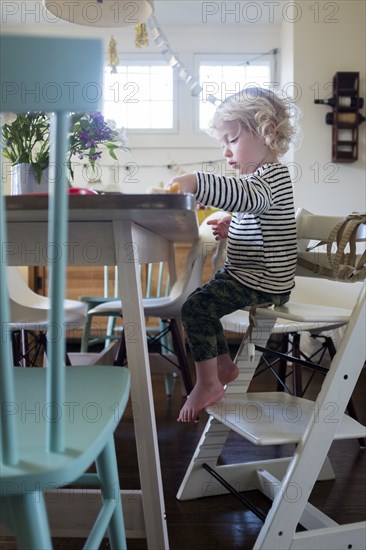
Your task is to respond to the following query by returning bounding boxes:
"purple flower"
[68,111,128,180]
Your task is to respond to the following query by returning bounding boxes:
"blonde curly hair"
[209,87,300,156]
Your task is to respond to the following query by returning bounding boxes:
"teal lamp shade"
[43,0,154,27]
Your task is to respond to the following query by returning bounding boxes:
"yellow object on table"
[146,183,180,194]
[168,182,180,193]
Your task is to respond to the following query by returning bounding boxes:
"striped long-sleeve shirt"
[195,163,297,294]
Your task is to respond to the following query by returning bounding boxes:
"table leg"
[113,220,169,550]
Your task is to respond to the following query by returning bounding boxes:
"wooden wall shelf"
[315,71,365,163]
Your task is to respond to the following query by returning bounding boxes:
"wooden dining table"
[4,192,199,549]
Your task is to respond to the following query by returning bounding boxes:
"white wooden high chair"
[212,210,364,435]
[177,209,366,549]
[0,35,131,549]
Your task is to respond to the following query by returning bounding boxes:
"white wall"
[286,0,365,215]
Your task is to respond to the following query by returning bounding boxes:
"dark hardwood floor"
[1,339,365,550]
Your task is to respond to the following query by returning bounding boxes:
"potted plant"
[2,112,50,193]
[2,111,128,194]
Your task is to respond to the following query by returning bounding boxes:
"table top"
[5,193,199,244]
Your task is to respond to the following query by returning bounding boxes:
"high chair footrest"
[206,392,366,445]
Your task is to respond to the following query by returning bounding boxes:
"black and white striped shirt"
[195,163,297,294]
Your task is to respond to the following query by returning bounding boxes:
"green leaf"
[32,163,43,184]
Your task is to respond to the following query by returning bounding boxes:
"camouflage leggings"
[181,269,290,362]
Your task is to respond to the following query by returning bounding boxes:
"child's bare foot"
[177,383,225,422]
[217,356,239,386]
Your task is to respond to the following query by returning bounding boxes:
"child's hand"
[167,174,197,194]
[207,215,232,240]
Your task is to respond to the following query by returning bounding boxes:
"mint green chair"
[80,262,171,351]
[0,35,131,549]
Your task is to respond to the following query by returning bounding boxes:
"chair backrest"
[7,266,52,308]
[202,210,231,273]
[0,35,103,463]
[103,266,119,298]
[144,261,170,298]
[168,212,224,301]
[296,207,366,281]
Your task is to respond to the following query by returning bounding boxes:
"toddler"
[168,87,299,422]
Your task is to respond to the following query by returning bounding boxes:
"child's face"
[214,121,276,175]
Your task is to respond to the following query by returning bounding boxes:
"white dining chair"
[0,34,131,549]
[7,266,86,366]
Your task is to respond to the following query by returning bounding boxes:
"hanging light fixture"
[43,0,154,27]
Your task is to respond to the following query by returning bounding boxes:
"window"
[103,61,175,131]
[102,54,274,135]
[197,56,272,130]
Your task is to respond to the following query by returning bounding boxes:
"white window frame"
[103,55,178,134]
[194,53,275,133]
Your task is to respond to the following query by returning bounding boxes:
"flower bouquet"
[68,112,129,180]
[2,111,128,186]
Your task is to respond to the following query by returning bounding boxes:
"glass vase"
[11,163,48,195]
